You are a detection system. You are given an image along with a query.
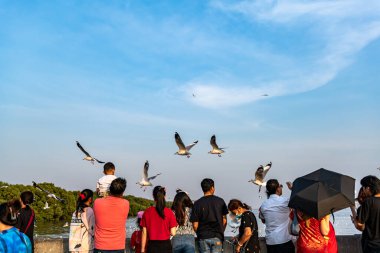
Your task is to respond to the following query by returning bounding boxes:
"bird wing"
[262,162,272,178]
[76,141,91,157]
[94,158,105,164]
[143,161,149,180]
[210,135,219,149]
[33,182,51,195]
[148,173,161,181]
[175,132,186,151]
[186,141,198,151]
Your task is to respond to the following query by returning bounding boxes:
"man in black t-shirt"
[357,175,380,253]
[190,178,228,253]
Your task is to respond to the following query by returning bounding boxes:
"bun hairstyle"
[227,199,252,212]
[172,190,193,226]
[76,189,93,217]
[153,186,166,219]
[0,200,22,226]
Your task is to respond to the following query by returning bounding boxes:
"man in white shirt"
[96,162,117,197]
[259,179,295,253]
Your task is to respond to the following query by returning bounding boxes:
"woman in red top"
[291,210,337,253]
[141,186,177,253]
[130,211,145,253]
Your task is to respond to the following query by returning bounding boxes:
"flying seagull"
[136,161,161,191]
[248,162,272,192]
[76,141,105,164]
[32,181,65,203]
[261,94,269,97]
[43,202,49,210]
[174,132,198,158]
[208,135,225,157]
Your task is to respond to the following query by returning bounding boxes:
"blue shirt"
[0,227,32,253]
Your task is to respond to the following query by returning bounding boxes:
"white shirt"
[259,194,293,245]
[97,175,117,195]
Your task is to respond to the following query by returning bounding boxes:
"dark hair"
[136,218,142,229]
[76,189,93,217]
[356,187,369,206]
[0,200,22,226]
[104,162,115,173]
[153,186,166,219]
[20,191,34,205]
[266,179,280,198]
[172,190,193,226]
[109,178,127,196]
[360,175,380,195]
[201,178,214,193]
[227,199,251,212]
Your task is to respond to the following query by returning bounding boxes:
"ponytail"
[227,199,252,212]
[0,199,22,226]
[153,186,166,219]
[76,189,93,217]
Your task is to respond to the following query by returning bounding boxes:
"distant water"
[35,209,360,239]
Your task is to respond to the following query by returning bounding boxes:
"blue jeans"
[172,234,195,253]
[198,238,223,253]
[94,249,125,253]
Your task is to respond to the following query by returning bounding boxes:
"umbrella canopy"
[288,168,355,219]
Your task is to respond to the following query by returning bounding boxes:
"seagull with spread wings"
[174,132,198,158]
[32,181,65,203]
[248,162,272,192]
[136,161,161,191]
[76,141,105,164]
[208,135,225,157]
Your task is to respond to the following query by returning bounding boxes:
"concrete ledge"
[35,235,362,253]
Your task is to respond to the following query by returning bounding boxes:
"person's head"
[136,211,144,229]
[103,162,115,175]
[201,178,215,194]
[360,175,380,196]
[20,191,34,207]
[356,187,369,206]
[0,200,22,226]
[266,179,283,198]
[172,190,193,226]
[228,199,251,217]
[76,189,93,216]
[153,186,166,219]
[109,177,127,197]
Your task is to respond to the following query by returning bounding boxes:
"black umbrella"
[288,168,355,219]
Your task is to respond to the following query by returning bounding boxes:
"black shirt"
[358,196,380,250]
[16,206,35,246]
[190,195,228,240]
[238,211,260,253]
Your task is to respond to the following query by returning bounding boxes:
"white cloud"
[183,0,380,109]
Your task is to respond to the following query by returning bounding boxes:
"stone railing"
[35,235,363,253]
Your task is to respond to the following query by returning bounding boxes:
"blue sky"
[0,0,379,207]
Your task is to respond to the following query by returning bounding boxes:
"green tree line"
[0,181,165,222]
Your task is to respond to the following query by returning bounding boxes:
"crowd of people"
[0,162,379,253]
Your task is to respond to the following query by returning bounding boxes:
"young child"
[96,162,117,197]
[130,211,145,253]
[16,191,35,252]
[69,189,95,253]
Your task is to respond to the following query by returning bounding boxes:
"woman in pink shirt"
[93,177,130,253]
[141,186,177,253]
